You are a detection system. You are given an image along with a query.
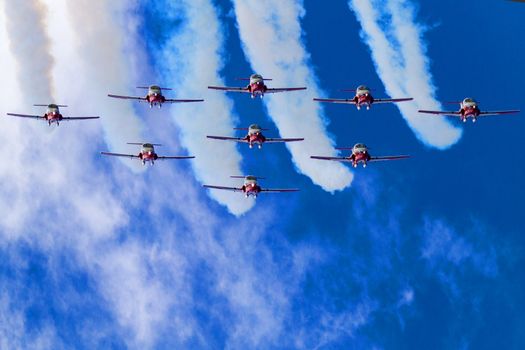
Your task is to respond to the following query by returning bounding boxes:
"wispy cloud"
[231,1,354,192]
[349,0,462,149]
[0,5,318,348]
[0,293,63,350]
[149,0,253,215]
[421,217,499,277]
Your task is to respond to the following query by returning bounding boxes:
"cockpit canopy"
[149,85,161,92]
[142,143,155,149]
[245,175,258,181]
[463,97,476,105]
[356,85,369,92]
[353,143,368,150]
[249,124,261,130]
[250,74,263,80]
[47,103,58,109]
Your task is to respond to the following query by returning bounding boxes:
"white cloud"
[420,217,498,277]
[0,3,317,347]
[231,0,354,191]
[349,0,462,149]
[0,294,64,350]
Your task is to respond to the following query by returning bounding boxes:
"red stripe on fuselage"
[45,113,62,122]
[139,152,157,161]
[147,94,165,103]
[356,94,373,106]
[249,82,266,95]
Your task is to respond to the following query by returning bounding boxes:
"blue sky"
[0,0,524,349]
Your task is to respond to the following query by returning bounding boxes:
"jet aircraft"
[313,85,412,110]
[108,85,204,108]
[6,104,99,126]
[203,175,299,198]
[208,74,306,99]
[311,143,409,168]
[101,143,194,165]
[418,97,520,123]
[206,124,304,149]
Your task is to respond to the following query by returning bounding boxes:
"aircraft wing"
[313,98,356,105]
[62,116,100,121]
[418,110,461,117]
[100,152,139,159]
[369,155,410,162]
[373,98,413,104]
[202,185,243,192]
[260,188,300,193]
[107,94,147,101]
[163,98,204,103]
[6,113,44,120]
[265,138,304,143]
[310,156,349,162]
[156,156,195,160]
[265,87,307,94]
[208,86,249,93]
[206,135,248,143]
[478,110,520,117]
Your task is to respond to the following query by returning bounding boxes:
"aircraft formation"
[4,73,520,203]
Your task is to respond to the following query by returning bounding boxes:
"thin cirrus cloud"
[0,1,167,347]
[150,0,254,215]
[349,0,462,149]
[231,0,354,192]
[0,1,325,348]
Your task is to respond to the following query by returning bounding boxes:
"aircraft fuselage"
[138,151,158,165]
[146,93,166,107]
[247,80,267,98]
[245,132,266,148]
[459,105,481,122]
[241,182,261,197]
[44,112,63,125]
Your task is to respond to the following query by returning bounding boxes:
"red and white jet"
[203,175,299,198]
[101,143,194,166]
[206,124,304,149]
[208,74,306,99]
[108,85,204,108]
[6,104,99,126]
[311,143,409,168]
[313,85,413,110]
[418,97,520,123]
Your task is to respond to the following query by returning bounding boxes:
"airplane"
[203,175,299,198]
[108,85,204,108]
[5,104,99,126]
[208,74,307,99]
[206,124,304,149]
[313,85,413,110]
[310,143,409,168]
[101,143,194,165]
[418,97,520,123]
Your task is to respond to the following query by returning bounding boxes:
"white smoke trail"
[3,0,54,103]
[231,1,354,192]
[47,0,145,158]
[349,0,462,149]
[156,0,254,215]
[0,0,57,231]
